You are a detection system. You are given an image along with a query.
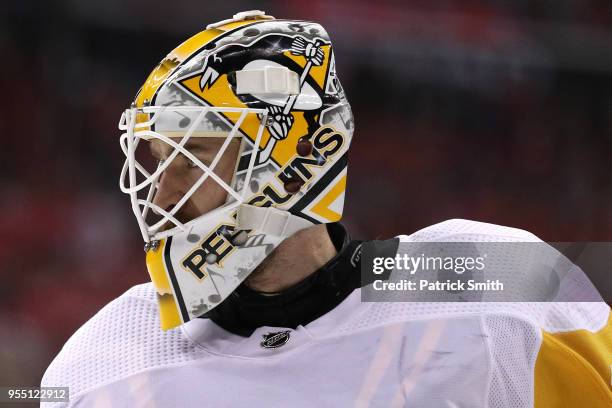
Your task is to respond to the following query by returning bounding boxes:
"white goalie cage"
[118,105,268,243]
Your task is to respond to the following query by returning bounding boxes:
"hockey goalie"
[41,11,612,408]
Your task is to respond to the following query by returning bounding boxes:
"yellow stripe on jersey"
[535,309,612,407]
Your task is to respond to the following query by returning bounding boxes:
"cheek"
[217,144,241,185]
[189,140,240,213]
[191,178,230,213]
[217,160,237,186]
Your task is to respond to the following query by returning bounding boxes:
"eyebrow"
[183,141,209,152]
[149,140,211,159]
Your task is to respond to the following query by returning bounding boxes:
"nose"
[152,161,188,213]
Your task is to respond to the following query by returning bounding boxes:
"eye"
[186,157,199,169]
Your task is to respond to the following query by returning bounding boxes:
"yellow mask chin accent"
[145,239,183,330]
[156,293,182,330]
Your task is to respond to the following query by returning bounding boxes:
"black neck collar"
[202,223,363,337]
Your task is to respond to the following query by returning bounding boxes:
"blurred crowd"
[1,0,611,387]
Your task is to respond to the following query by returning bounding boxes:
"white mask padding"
[119,106,267,242]
[237,204,313,238]
[205,10,275,30]
[236,66,300,95]
[152,108,234,138]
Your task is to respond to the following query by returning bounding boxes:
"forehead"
[148,136,238,156]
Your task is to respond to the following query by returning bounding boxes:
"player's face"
[149,137,240,228]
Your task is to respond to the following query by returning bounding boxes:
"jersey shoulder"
[350,217,608,334]
[40,283,207,406]
[398,218,541,243]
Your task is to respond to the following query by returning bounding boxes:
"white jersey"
[41,219,612,407]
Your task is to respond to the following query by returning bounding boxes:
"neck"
[204,223,363,336]
[244,224,338,293]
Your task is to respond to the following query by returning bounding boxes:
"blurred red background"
[1,0,611,387]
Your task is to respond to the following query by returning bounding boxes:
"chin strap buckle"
[237,204,313,238]
[144,240,161,252]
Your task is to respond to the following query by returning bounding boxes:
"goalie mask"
[118,11,354,330]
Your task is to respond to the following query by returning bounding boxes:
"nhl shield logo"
[260,331,291,349]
